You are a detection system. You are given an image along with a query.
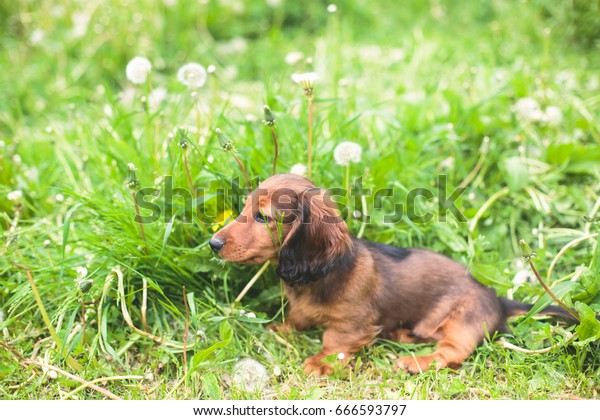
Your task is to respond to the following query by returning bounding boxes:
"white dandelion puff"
[126,56,152,85]
[512,259,536,287]
[542,106,563,126]
[148,87,168,111]
[333,141,362,165]
[231,358,269,393]
[29,29,45,45]
[177,62,207,89]
[76,267,88,278]
[291,72,318,91]
[327,4,338,13]
[285,51,304,65]
[337,352,345,360]
[513,97,543,123]
[7,190,23,203]
[71,11,91,38]
[290,163,307,176]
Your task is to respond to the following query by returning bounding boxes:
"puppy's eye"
[254,211,272,223]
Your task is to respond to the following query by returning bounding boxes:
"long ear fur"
[276,188,353,286]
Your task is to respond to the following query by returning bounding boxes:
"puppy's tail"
[499,297,579,323]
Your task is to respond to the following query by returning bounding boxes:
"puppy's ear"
[276,188,353,286]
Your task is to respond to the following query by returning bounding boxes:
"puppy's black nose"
[209,237,225,253]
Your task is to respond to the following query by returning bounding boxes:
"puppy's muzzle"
[209,237,225,253]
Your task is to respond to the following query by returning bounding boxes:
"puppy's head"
[210,174,352,285]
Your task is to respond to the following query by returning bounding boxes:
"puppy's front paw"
[303,355,333,376]
[394,353,447,374]
[267,323,293,334]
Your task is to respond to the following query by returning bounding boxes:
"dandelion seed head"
[215,128,236,152]
[231,358,269,393]
[292,72,318,96]
[337,352,345,360]
[76,266,88,278]
[542,106,563,126]
[290,163,307,176]
[513,269,535,287]
[207,64,216,74]
[333,141,362,165]
[513,97,543,123]
[7,190,23,203]
[285,51,304,65]
[71,11,91,38]
[29,29,45,45]
[125,163,139,189]
[177,62,207,89]
[126,56,152,85]
[439,156,455,170]
[148,87,168,111]
[262,105,276,126]
[327,4,338,13]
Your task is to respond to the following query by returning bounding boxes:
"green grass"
[1,0,599,400]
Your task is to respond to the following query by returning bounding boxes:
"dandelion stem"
[183,152,196,198]
[271,126,279,175]
[195,103,202,143]
[234,261,271,305]
[345,163,350,224]
[131,190,147,245]
[81,296,86,346]
[182,286,189,378]
[141,277,149,332]
[233,154,251,190]
[357,194,368,239]
[527,258,579,321]
[307,97,314,178]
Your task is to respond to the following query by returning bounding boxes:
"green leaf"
[521,282,579,323]
[500,156,529,192]
[565,146,600,174]
[202,372,222,399]
[192,320,233,369]
[434,223,468,252]
[156,215,175,267]
[574,302,600,345]
[219,319,233,341]
[470,263,512,288]
[545,143,575,166]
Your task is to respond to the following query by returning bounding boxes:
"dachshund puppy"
[210,174,574,375]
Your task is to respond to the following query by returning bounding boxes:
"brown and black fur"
[210,174,576,375]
